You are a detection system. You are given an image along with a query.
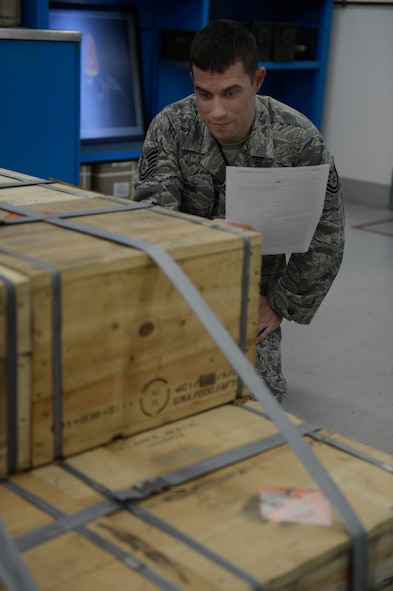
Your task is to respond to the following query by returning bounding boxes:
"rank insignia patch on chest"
[139,147,159,181]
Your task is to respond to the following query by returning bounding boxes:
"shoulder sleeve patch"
[139,147,159,181]
[327,163,340,195]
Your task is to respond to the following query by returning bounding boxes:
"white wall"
[322,4,393,187]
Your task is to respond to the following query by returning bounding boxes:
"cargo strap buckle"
[115,477,169,503]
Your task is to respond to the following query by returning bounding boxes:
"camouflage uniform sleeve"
[133,108,183,209]
[265,135,345,325]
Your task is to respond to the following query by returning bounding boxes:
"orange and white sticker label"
[259,486,332,526]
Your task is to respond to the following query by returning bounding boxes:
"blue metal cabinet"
[15,0,334,172]
[0,28,81,184]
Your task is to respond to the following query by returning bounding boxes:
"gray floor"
[281,197,393,455]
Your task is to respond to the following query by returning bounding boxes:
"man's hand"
[257,295,282,343]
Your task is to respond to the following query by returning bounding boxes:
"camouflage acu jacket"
[133,94,345,324]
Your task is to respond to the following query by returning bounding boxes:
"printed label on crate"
[113,181,130,198]
[259,486,332,526]
[57,369,238,438]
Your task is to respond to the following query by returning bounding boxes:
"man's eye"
[197,90,210,99]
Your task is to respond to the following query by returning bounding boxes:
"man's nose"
[211,98,226,118]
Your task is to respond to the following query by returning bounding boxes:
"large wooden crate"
[0,173,261,476]
[0,168,102,209]
[0,401,392,591]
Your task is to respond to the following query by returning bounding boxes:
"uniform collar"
[245,97,275,160]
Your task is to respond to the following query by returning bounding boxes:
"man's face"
[192,60,266,144]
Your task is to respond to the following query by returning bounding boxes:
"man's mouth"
[211,121,231,131]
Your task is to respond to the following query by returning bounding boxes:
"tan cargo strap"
[0,517,40,591]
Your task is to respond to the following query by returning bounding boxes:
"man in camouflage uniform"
[133,19,345,403]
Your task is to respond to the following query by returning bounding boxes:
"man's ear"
[254,67,267,92]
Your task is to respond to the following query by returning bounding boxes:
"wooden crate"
[0,167,104,211]
[0,401,392,591]
[0,179,261,476]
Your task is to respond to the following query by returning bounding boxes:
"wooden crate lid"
[1,402,392,591]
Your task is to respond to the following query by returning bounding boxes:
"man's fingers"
[257,325,269,343]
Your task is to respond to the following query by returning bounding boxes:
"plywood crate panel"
[0,402,392,591]
[0,168,113,215]
[0,193,261,475]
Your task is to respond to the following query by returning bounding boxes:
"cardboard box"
[244,21,274,62]
[273,23,297,62]
[162,29,196,60]
[79,164,92,191]
[91,161,137,200]
[0,0,21,26]
[0,402,392,590]
[0,177,261,476]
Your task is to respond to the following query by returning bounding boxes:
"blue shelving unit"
[4,0,334,183]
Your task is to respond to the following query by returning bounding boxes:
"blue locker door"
[0,29,81,184]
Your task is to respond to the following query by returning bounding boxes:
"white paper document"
[225,164,330,255]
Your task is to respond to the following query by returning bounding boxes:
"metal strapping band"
[78,527,184,591]
[61,462,116,498]
[0,201,46,224]
[0,180,53,190]
[114,422,318,503]
[15,500,120,552]
[148,207,252,369]
[0,170,49,182]
[62,455,265,589]
[0,246,64,460]
[50,201,153,219]
[0,274,17,473]
[130,504,263,591]
[2,479,117,551]
[3,479,63,520]
[37,182,90,199]
[59,425,316,590]
[309,432,393,474]
[237,401,271,422]
[61,421,317,504]
[0,199,152,225]
[0,517,40,591]
[0,209,369,589]
[44,216,367,591]
[3,481,183,591]
[241,403,393,474]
